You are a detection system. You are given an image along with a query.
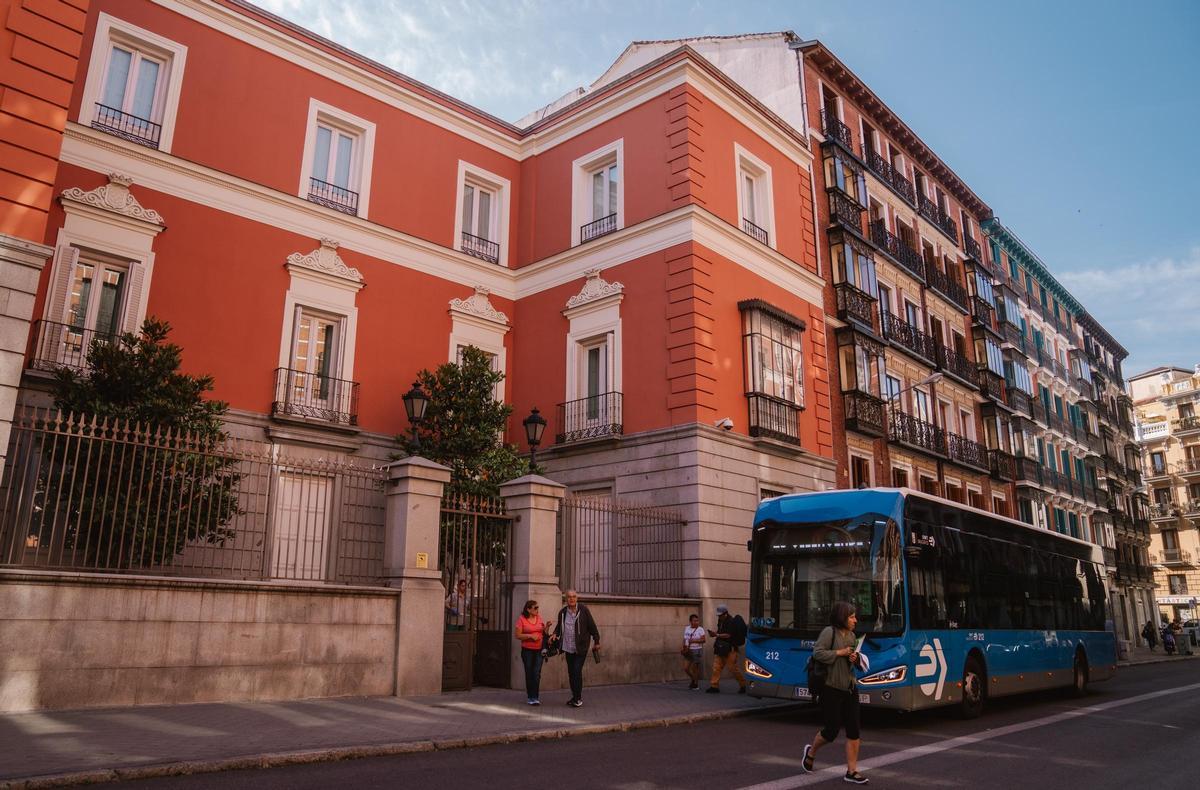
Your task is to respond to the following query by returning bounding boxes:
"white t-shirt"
[684,625,705,652]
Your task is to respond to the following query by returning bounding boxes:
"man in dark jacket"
[553,589,601,707]
[706,604,747,693]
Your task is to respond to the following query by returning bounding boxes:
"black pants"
[565,651,587,701]
[521,647,543,700]
[819,686,861,742]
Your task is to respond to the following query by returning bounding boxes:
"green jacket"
[813,626,858,693]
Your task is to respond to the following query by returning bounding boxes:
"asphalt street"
[116,661,1200,789]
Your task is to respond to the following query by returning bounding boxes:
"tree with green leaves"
[397,345,531,499]
[45,318,240,567]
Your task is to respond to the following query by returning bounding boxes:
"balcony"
[820,109,853,149]
[27,320,118,373]
[989,449,1016,482]
[1015,455,1043,486]
[271,367,359,425]
[1183,500,1200,515]
[461,231,500,264]
[835,282,877,330]
[947,432,989,472]
[977,368,1006,405]
[844,390,887,438]
[91,103,161,148]
[1137,420,1169,442]
[1001,322,1026,353]
[1179,457,1200,476]
[555,392,623,444]
[970,295,994,327]
[828,190,864,231]
[889,410,947,458]
[1145,461,1171,480]
[742,217,769,246]
[1172,415,1200,435]
[869,220,925,280]
[581,213,617,243]
[925,266,968,312]
[862,148,917,204]
[1150,502,1177,519]
[935,344,979,389]
[881,311,936,364]
[1007,388,1033,417]
[964,235,982,263]
[918,195,959,243]
[1161,549,1193,566]
[747,393,801,445]
[307,177,359,216]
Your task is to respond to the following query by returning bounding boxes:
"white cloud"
[1058,247,1200,375]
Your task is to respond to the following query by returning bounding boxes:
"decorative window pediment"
[285,238,364,290]
[449,286,509,328]
[60,172,166,230]
[564,268,624,316]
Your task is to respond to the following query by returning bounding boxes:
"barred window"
[740,300,806,407]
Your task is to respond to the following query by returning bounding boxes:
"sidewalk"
[1119,643,1200,667]
[0,679,800,788]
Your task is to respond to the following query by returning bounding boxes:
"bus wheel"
[959,656,985,719]
[1071,651,1089,697]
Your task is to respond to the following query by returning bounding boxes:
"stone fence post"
[500,474,566,691]
[0,235,51,485]
[382,456,451,696]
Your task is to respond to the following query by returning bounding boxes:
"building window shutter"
[44,245,81,356]
[121,260,147,335]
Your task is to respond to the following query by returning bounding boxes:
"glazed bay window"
[837,328,886,438]
[740,300,805,444]
[824,149,866,230]
[830,231,878,329]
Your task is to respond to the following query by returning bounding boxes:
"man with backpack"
[706,604,747,694]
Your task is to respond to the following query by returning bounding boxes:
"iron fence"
[557,495,686,598]
[0,407,386,583]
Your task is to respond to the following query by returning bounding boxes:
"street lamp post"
[523,407,547,471]
[401,381,429,451]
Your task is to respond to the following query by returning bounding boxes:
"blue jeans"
[565,651,587,701]
[521,647,544,700]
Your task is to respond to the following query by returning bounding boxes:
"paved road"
[118,662,1200,789]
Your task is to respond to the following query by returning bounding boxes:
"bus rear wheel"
[1070,651,1089,697]
[959,656,985,719]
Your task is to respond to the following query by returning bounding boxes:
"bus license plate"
[859,694,870,704]
[795,687,811,698]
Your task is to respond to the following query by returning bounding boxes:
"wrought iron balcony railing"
[881,310,936,363]
[1007,388,1033,417]
[1179,457,1200,475]
[271,367,359,425]
[1162,549,1192,565]
[1015,455,1043,485]
[889,410,946,457]
[862,147,918,204]
[308,177,359,216]
[91,103,161,148]
[820,108,853,148]
[935,344,979,389]
[926,266,968,311]
[835,282,876,330]
[27,320,119,373]
[742,217,769,245]
[1172,415,1200,434]
[581,213,617,243]
[964,235,982,262]
[947,432,989,471]
[1150,502,1177,519]
[461,231,500,264]
[556,392,623,444]
[747,392,801,445]
[828,190,864,230]
[971,295,994,327]
[978,368,1006,404]
[989,449,1016,481]
[1146,461,1171,478]
[869,220,925,280]
[844,390,886,438]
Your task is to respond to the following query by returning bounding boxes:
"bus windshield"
[751,514,904,637]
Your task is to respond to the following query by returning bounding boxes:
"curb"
[0,701,804,789]
[1118,653,1200,668]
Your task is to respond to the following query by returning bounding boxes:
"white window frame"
[891,463,912,488]
[278,242,363,387]
[79,13,188,152]
[735,143,777,249]
[298,99,376,217]
[452,161,511,267]
[849,452,874,488]
[448,288,510,402]
[564,278,623,409]
[571,139,624,246]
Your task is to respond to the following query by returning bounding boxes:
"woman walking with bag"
[514,599,547,705]
[802,601,869,784]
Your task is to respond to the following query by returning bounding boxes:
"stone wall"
[0,570,398,712]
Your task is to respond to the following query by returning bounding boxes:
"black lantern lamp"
[402,381,429,451]
[523,406,547,470]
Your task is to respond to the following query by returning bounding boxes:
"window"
[276,306,354,424]
[824,149,866,206]
[877,282,893,316]
[299,100,376,217]
[454,163,511,266]
[968,489,985,510]
[885,375,902,409]
[992,496,1008,517]
[740,300,806,443]
[80,14,187,150]
[578,335,612,420]
[892,467,909,488]
[563,270,623,442]
[735,144,776,247]
[850,455,872,489]
[904,299,921,329]
[974,336,1004,376]
[830,236,877,296]
[573,140,624,244]
[912,388,931,424]
[1150,451,1166,474]
[1169,575,1188,595]
[838,339,882,396]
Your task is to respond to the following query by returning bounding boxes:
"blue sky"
[257,0,1200,378]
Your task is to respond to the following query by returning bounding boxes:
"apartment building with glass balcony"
[1131,366,1200,624]
[983,219,1153,643]
[794,42,1016,515]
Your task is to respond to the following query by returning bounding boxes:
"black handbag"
[805,655,827,697]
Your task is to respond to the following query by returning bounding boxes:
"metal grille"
[307,177,360,215]
[271,367,360,425]
[0,407,386,583]
[461,231,500,264]
[91,103,161,148]
[557,495,686,598]
[580,212,617,243]
[27,320,118,373]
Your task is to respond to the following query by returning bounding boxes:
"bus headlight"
[858,665,906,685]
[745,659,772,679]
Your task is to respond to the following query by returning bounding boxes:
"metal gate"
[440,493,513,691]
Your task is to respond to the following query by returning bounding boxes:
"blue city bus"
[743,488,1116,717]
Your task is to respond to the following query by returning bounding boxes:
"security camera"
[714,417,734,431]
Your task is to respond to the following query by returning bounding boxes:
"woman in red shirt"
[515,599,548,705]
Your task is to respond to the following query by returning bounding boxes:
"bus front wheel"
[959,656,985,719]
